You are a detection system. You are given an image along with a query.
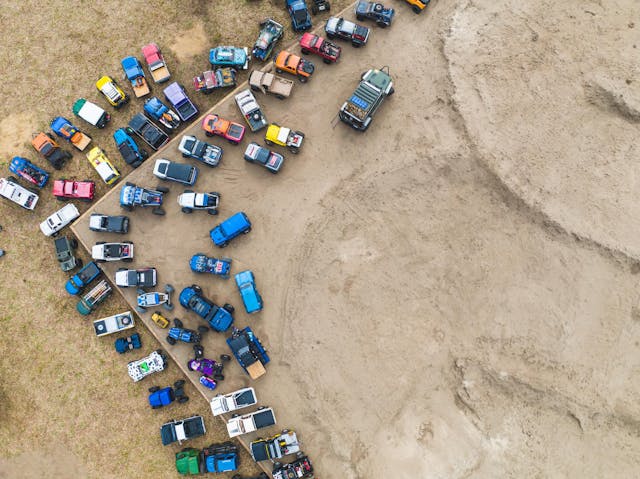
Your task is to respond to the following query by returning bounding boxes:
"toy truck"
[72,99,111,128]
[128,114,170,151]
[143,97,181,130]
[193,68,237,94]
[52,179,95,201]
[31,133,72,170]
[40,203,80,236]
[210,212,252,248]
[235,89,267,132]
[175,444,239,475]
[226,327,270,379]
[325,16,370,47]
[226,407,276,438]
[274,51,315,83]
[252,18,284,61]
[164,82,198,122]
[65,261,102,295]
[96,76,129,108]
[339,67,394,131]
[9,157,49,188]
[265,124,305,153]
[355,0,394,27]
[50,117,92,151]
[287,0,312,31]
[403,0,429,14]
[142,43,171,83]
[250,430,300,462]
[210,387,257,416]
[120,183,168,215]
[299,32,341,63]
[128,350,167,381]
[209,46,250,69]
[121,56,150,97]
[93,311,135,337]
[179,285,234,332]
[86,147,120,186]
[76,279,113,315]
[201,114,246,144]
[161,416,206,445]
[248,70,293,100]
[54,236,80,272]
[0,177,39,210]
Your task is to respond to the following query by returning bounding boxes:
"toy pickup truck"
[50,117,92,151]
[193,68,237,94]
[265,124,305,153]
[65,261,102,295]
[325,16,370,47]
[404,0,429,14]
[31,133,72,170]
[226,327,270,379]
[72,99,110,128]
[226,407,276,438]
[175,443,239,475]
[164,82,198,122]
[248,70,293,100]
[235,89,267,132]
[299,32,341,63]
[201,114,246,145]
[272,455,314,479]
[355,0,394,27]
[9,157,49,188]
[40,203,79,236]
[89,213,129,234]
[121,56,150,97]
[86,147,120,186]
[210,387,257,416]
[235,270,263,314]
[274,51,315,83]
[210,46,249,69]
[161,416,206,445]
[128,114,170,151]
[52,179,95,201]
[93,311,134,337]
[142,43,171,83]
[339,67,394,131]
[76,279,112,315]
[179,285,234,332]
[0,177,39,210]
[113,128,148,168]
[210,212,252,248]
[250,430,300,462]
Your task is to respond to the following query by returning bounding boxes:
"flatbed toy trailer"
[249,70,293,99]
[77,279,112,315]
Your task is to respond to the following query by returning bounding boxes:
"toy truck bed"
[249,70,293,99]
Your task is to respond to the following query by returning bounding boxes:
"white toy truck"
[210,387,257,416]
[226,407,276,438]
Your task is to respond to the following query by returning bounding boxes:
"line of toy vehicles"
[1,1,428,476]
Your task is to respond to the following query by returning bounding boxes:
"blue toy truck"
[166,317,209,345]
[235,270,263,314]
[226,327,270,380]
[209,212,252,248]
[121,56,150,98]
[114,333,141,353]
[287,0,312,31]
[9,157,49,188]
[143,97,181,130]
[179,285,234,333]
[189,254,231,278]
[65,261,102,295]
[355,1,394,27]
[113,128,148,168]
[120,182,168,215]
[148,379,189,409]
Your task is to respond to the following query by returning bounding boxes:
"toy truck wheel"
[296,451,304,458]
[165,284,174,293]
[220,354,231,362]
[125,182,135,187]
[167,336,177,345]
[192,285,202,294]
[123,257,133,263]
[121,204,133,211]
[205,131,214,137]
[174,379,185,388]
[352,41,362,48]
[207,209,218,215]
[223,303,235,314]
[181,207,193,214]
[193,344,204,359]
[413,5,422,13]
[156,186,169,193]
[356,14,364,20]
[301,48,310,55]
[388,86,395,96]
[219,242,228,248]
[377,21,387,28]
[74,258,83,269]
[275,67,283,74]
[178,396,189,404]
[264,139,274,146]
[197,325,209,333]
[148,386,160,393]
[273,462,282,469]
[173,318,183,328]
[243,227,251,234]
[326,31,335,39]
[233,475,242,479]
[257,405,266,410]
[298,76,308,83]
[323,58,332,64]
[288,146,300,154]
[136,306,146,314]
[214,373,224,381]
[250,85,260,92]
[163,302,174,311]
[70,239,78,249]
[152,207,165,216]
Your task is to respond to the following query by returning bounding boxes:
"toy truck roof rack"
[76,279,112,315]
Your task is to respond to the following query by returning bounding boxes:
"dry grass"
[0,0,351,477]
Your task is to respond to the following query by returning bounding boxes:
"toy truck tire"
[298,76,307,83]
[208,209,218,215]
[223,303,235,313]
[198,325,209,333]
[136,306,146,313]
[182,207,193,214]
[301,48,310,55]
[174,318,183,328]
[243,227,251,234]
[167,336,177,345]
[163,302,174,311]
[149,386,160,393]
[413,5,422,13]
[152,207,165,216]
[156,186,169,193]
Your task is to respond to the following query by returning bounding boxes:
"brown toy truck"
[31,133,72,170]
[248,70,294,99]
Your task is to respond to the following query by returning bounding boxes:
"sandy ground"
[3,0,640,478]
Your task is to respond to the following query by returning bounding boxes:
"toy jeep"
[72,98,111,128]
[286,0,312,31]
[265,124,305,153]
[93,311,135,337]
[137,284,174,313]
[65,261,102,295]
[178,191,220,215]
[96,75,129,108]
[128,350,167,382]
[86,147,120,186]
[339,67,394,131]
[210,212,251,248]
[113,128,148,168]
[120,183,168,215]
[54,236,81,272]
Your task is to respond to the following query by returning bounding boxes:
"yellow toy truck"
[264,123,305,154]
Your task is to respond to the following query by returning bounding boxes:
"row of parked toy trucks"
[1,2,430,477]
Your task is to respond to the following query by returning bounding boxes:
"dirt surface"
[2,0,640,478]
